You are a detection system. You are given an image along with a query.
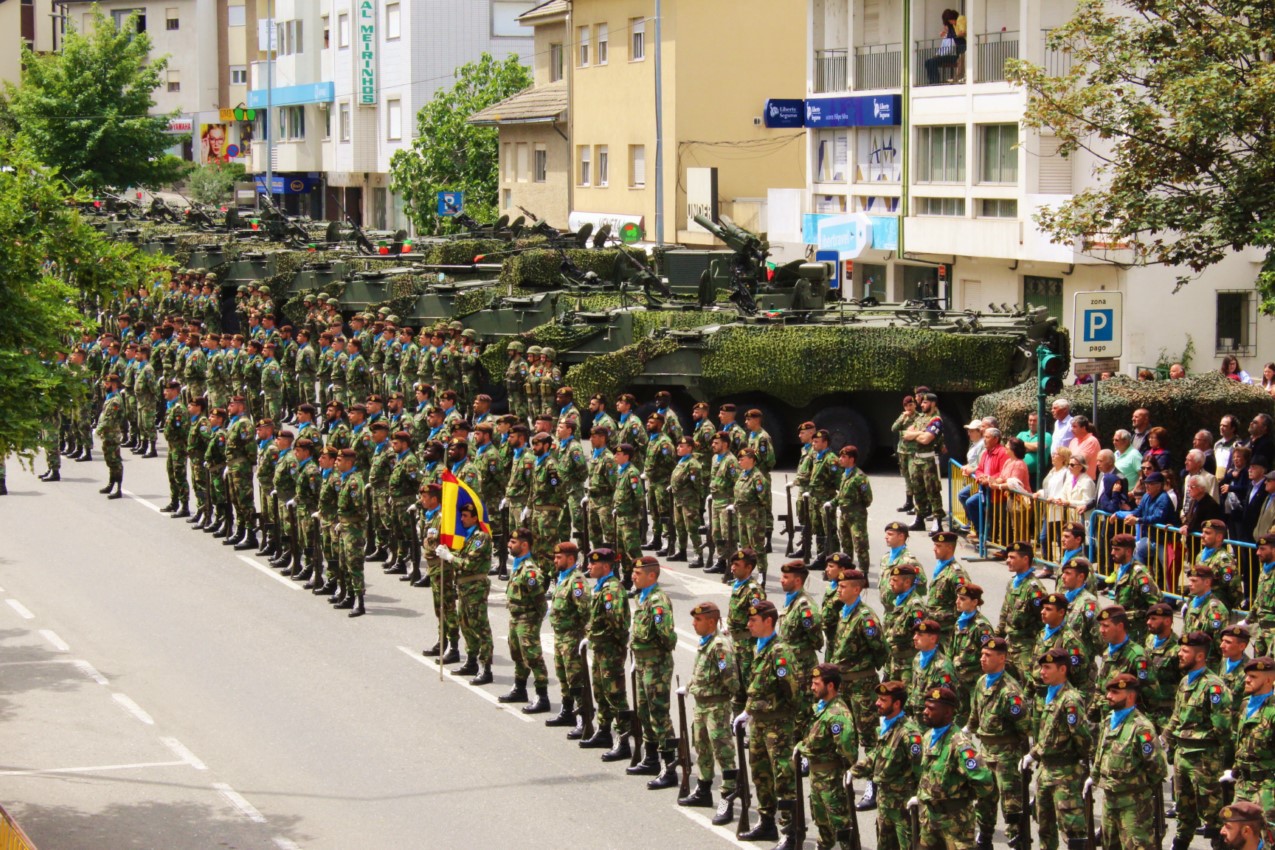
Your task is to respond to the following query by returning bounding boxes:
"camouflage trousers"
[1254,622,1275,658]
[263,393,283,423]
[337,521,366,594]
[836,507,870,572]
[909,455,946,521]
[1174,747,1224,836]
[427,560,460,645]
[809,492,836,554]
[588,501,615,550]
[878,787,913,850]
[919,796,977,850]
[368,489,391,546]
[1005,637,1037,685]
[43,423,61,473]
[976,747,1025,843]
[167,446,188,505]
[552,630,585,697]
[389,496,414,554]
[1038,764,1088,850]
[898,452,914,496]
[749,714,797,818]
[564,487,585,545]
[712,500,733,555]
[634,653,674,744]
[810,768,853,849]
[507,389,530,422]
[737,505,769,579]
[672,497,703,554]
[615,513,642,579]
[297,375,317,407]
[136,396,157,439]
[320,519,340,581]
[692,698,736,789]
[102,439,122,476]
[887,648,917,684]
[1101,786,1157,850]
[228,463,254,529]
[1234,777,1275,822]
[648,486,672,537]
[843,675,880,752]
[532,506,565,568]
[455,575,493,663]
[508,613,548,687]
[591,640,630,730]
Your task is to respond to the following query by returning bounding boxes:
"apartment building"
[0,0,55,90]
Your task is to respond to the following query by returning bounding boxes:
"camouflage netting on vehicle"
[498,248,647,289]
[973,373,1274,461]
[691,325,1027,407]
[416,239,506,266]
[567,337,682,402]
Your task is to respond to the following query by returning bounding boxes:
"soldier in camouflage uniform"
[798,663,861,850]
[1191,519,1243,610]
[292,438,322,585]
[1059,558,1103,663]
[1095,607,1156,720]
[333,448,368,617]
[1141,602,1181,729]
[612,443,646,587]
[690,402,715,470]
[261,342,285,423]
[1093,673,1168,850]
[827,569,888,750]
[585,426,617,550]
[626,557,681,788]
[804,429,839,555]
[717,403,747,456]
[901,392,947,531]
[734,599,801,843]
[1033,592,1093,694]
[884,563,929,681]
[1218,625,1251,704]
[364,422,396,564]
[779,561,825,726]
[435,501,494,683]
[927,531,970,647]
[1106,533,1162,643]
[908,620,959,717]
[969,635,1031,850]
[1023,648,1094,850]
[892,396,920,514]
[385,430,422,579]
[554,419,588,550]
[416,484,459,659]
[677,600,740,823]
[1165,630,1233,850]
[642,413,677,555]
[615,394,648,466]
[705,432,739,575]
[185,398,212,523]
[544,542,591,734]
[852,680,922,848]
[744,409,776,545]
[160,381,190,515]
[732,448,771,581]
[134,345,160,456]
[1250,534,1275,657]
[224,397,258,548]
[914,685,994,850]
[95,374,126,498]
[504,341,530,423]
[579,548,633,759]
[728,549,768,711]
[529,433,568,569]
[820,554,850,650]
[1184,564,1231,661]
[497,529,551,713]
[834,445,873,572]
[669,436,705,565]
[1222,656,1275,827]
[998,541,1047,681]
[880,522,926,613]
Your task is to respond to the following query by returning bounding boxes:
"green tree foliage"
[1008,0,1275,307]
[389,53,532,235]
[5,6,184,191]
[0,139,160,458]
[187,162,247,206]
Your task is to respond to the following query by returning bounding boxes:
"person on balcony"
[924,9,967,85]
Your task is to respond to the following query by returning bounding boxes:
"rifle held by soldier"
[822,501,837,557]
[800,492,813,561]
[791,744,808,850]
[578,641,597,740]
[783,480,796,557]
[734,724,752,838]
[287,499,300,572]
[1020,760,1033,850]
[844,767,862,850]
[628,667,643,768]
[675,677,692,798]
[578,491,592,555]
[1083,776,1098,850]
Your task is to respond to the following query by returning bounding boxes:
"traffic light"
[1037,344,1065,395]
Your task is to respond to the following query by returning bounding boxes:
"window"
[278,20,303,55]
[322,15,330,49]
[323,106,331,139]
[278,20,289,54]
[915,125,965,183]
[112,9,146,32]
[629,145,646,187]
[386,99,402,140]
[166,70,180,93]
[631,18,645,60]
[980,124,1018,184]
[596,145,608,186]
[228,5,246,27]
[914,197,965,216]
[503,143,513,181]
[293,20,303,54]
[578,26,590,66]
[854,263,888,300]
[1216,290,1256,356]
[338,13,350,48]
[596,24,608,64]
[549,43,564,82]
[503,188,512,208]
[902,265,943,302]
[578,146,591,186]
[534,146,547,183]
[978,199,1018,218]
[492,0,535,37]
[815,128,850,182]
[1023,276,1063,323]
[280,106,306,140]
[386,3,401,39]
[230,65,248,86]
[516,143,529,181]
[339,102,351,142]
[165,8,179,30]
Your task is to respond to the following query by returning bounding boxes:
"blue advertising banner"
[763,98,805,128]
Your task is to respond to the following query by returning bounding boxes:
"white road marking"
[213,782,268,823]
[122,490,163,513]
[111,692,155,725]
[395,645,534,723]
[0,659,78,668]
[39,629,69,652]
[673,805,758,849]
[236,555,303,591]
[0,760,187,777]
[273,839,302,850]
[6,599,35,620]
[160,737,208,770]
[74,659,109,685]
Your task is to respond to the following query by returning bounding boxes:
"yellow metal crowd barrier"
[948,460,1082,563]
[0,804,37,850]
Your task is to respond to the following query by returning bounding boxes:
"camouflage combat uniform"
[1094,706,1168,850]
[335,466,367,595]
[689,629,738,795]
[632,582,677,748]
[728,574,767,711]
[745,634,801,821]
[835,465,874,572]
[917,724,993,850]
[506,553,549,689]
[587,567,631,737]
[969,670,1032,846]
[853,709,922,850]
[669,453,705,558]
[998,572,1046,681]
[549,562,590,708]
[800,693,860,849]
[452,524,494,664]
[612,459,645,580]
[733,466,771,579]
[1030,683,1094,850]
[1164,666,1233,841]
[827,597,888,749]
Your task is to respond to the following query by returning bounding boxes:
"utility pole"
[652,0,663,245]
[263,0,274,211]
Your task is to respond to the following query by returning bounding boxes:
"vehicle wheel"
[812,405,875,461]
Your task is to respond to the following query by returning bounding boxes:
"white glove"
[310,511,320,520]
[1237,619,1248,629]
[725,504,736,514]
[519,507,530,522]
[676,686,687,697]
[577,637,589,656]
[961,726,972,736]
[581,496,589,508]
[640,473,648,482]
[434,544,454,562]
[1019,754,1035,772]
[845,769,855,787]
[1180,602,1189,617]
[1220,770,1236,784]
[1082,777,1094,797]
[270,490,278,499]
[499,498,508,510]
[823,501,834,510]
[732,711,751,732]
[286,499,296,509]
[906,796,919,810]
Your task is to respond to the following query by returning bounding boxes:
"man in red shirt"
[964,427,1007,539]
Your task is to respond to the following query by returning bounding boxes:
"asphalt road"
[0,451,1197,850]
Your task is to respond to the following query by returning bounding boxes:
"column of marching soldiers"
[44,270,1275,850]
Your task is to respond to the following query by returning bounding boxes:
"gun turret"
[693,214,769,257]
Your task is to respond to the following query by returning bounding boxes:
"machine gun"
[612,244,675,302]
[327,192,377,254]
[693,213,765,315]
[256,192,316,246]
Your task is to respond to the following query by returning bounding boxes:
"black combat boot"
[687,553,703,569]
[522,686,550,715]
[368,544,389,563]
[626,741,660,776]
[601,719,633,762]
[646,743,679,790]
[329,582,346,605]
[908,515,927,532]
[1170,835,1191,850]
[411,571,430,588]
[704,557,727,574]
[738,813,778,842]
[976,831,994,850]
[711,775,737,824]
[855,779,877,811]
[107,470,123,499]
[667,547,687,562]
[314,576,337,596]
[211,513,231,538]
[402,563,421,583]
[348,594,365,618]
[498,678,529,704]
[642,528,663,552]
[440,641,461,665]
[143,440,158,458]
[1067,838,1088,850]
[172,501,190,518]
[545,695,575,726]
[160,499,177,513]
[234,530,260,551]
[470,662,493,686]
[334,591,355,610]
[453,655,479,677]
[898,494,914,513]
[99,473,115,494]
[421,642,442,657]
[579,726,612,750]
[76,447,92,462]
[678,778,713,807]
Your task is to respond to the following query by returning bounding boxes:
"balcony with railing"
[914,36,963,87]
[975,30,1019,83]
[813,48,849,93]
[1042,30,1073,77]
[854,43,902,91]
